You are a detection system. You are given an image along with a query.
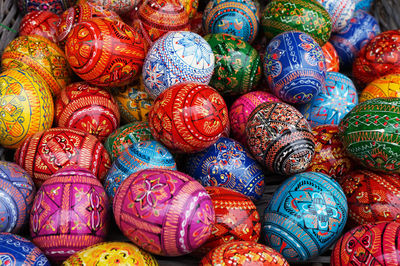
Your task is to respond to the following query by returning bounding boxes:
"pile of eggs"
[1,0,400,264]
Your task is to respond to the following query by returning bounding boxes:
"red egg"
[322,42,340,72]
[65,17,147,87]
[14,127,111,186]
[19,11,60,42]
[148,82,229,153]
[55,82,120,142]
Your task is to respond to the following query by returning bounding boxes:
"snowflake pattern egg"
[360,74,400,103]
[19,11,60,43]
[315,0,355,32]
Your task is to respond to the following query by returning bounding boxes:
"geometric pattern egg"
[359,74,400,103]
[142,31,214,99]
[263,172,348,262]
[315,0,355,32]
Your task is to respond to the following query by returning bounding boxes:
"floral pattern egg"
[19,11,60,43]
[315,0,355,32]
[264,31,326,104]
[246,102,315,175]
[113,169,215,256]
[65,17,147,87]
[264,172,348,262]
[142,31,214,99]
[185,137,265,201]
[204,33,262,96]
[203,0,259,43]
[322,42,339,72]
[17,0,74,15]
[0,161,35,233]
[331,221,400,265]
[0,233,50,266]
[30,166,109,263]
[298,72,358,127]
[360,74,400,103]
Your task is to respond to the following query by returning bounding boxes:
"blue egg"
[0,232,50,265]
[263,172,348,262]
[185,137,265,201]
[104,140,177,202]
[354,0,374,12]
[330,10,381,67]
[298,72,358,127]
[264,31,326,104]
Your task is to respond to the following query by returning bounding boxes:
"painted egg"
[261,0,332,46]
[204,33,262,96]
[315,0,355,32]
[200,241,289,266]
[135,0,190,46]
[142,31,214,99]
[148,82,229,153]
[14,127,111,186]
[86,0,139,14]
[30,166,109,263]
[105,121,154,161]
[185,137,265,201]
[0,69,54,149]
[179,0,198,19]
[353,30,400,85]
[322,42,339,72]
[339,170,400,226]
[65,17,146,87]
[354,0,373,11]
[55,82,120,142]
[57,3,121,47]
[331,221,400,265]
[246,102,315,175]
[298,72,358,127]
[62,242,158,265]
[2,35,71,96]
[0,161,35,233]
[19,11,60,43]
[0,233,50,265]
[229,91,280,145]
[330,10,380,68]
[264,172,348,262]
[104,140,177,201]
[17,0,74,14]
[306,125,353,179]
[113,169,215,256]
[360,74,400,102]
[112,77,154,123]
[190,11,204,36]
[264,31,326,104]
[338,97,400,173]
[202,0,259,43]
[195,187,261,256]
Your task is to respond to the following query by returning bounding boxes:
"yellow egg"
[1,35,71,96]
[0,69,54,149]
[360,74,400,103]
[62,242,158,265]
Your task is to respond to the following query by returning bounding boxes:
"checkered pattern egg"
[185,137,265,201]
[360,74,400,103]
[65,17,146,87]
[0,69,54,149]
[200,241,289,266]
[330,10,380,67]
[142,31,215,99]
[148,82,229,153]
[2,35,71,96]
[264,172,348,262]
[299,72,358,127]
[104,140,177,202]
[246,102,315,175]
[229,91,280,145]
[19,11,60,43]
[339,97,400,173]
[113,169,215,256]
[195,187,261,256]
[264,31,326,104]
[86,0,140,14]
[322,42,339,72]
[105,121,154,161]
[14,127,111,186]
[331,221,400,265]
[315,0,355,32]
[55,82,120,142]
[0,233,50,265]
[30,166,109,263]
[0,161,35,233]
[17,0,74,14]
[353,30,400,85]
[306,125,353,179]
[204,33,262,96]
[63,242,158,265]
